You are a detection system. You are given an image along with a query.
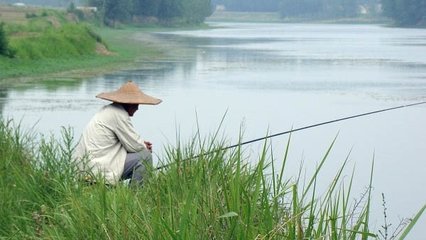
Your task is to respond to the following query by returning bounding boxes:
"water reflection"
[150,25,426,99]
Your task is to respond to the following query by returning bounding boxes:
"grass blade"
[398,204,426,240]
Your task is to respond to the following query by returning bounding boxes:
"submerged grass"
[0,119,424,239]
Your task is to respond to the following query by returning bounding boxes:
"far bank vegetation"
[0,5,106,60]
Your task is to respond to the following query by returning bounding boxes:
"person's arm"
[114,113,147,153]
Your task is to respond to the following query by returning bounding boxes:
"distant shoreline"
[207,10,391,25]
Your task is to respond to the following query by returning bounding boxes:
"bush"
[0,23,7,55]
[25,12,38,18]
[67,2,86,21]
[0,22,14,58]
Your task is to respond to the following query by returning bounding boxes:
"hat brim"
[96,92,162,105]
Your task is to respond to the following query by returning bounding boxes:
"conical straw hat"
[96,81,162,105]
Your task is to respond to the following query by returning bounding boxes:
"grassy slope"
[0,5,166,85]
[0,27,164,81]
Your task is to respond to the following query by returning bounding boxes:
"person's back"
[73,81,161,185]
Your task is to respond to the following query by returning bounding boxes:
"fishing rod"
[155,100,426,170]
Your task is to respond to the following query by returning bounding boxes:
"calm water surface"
[1,22,426,238]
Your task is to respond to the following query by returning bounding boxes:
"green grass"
[10,24,97,59]
[0,26,164,82]
[1,119,424,239]
[0,5,168,84]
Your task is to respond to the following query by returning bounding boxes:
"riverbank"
[1,119,423,239]
[0,26,169,86]
[206,10,390,25]
[0,4,186,87]
[0,4,216,87]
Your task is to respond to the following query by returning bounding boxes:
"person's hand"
[144,141,152,152]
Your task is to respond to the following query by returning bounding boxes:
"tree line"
[69,0,426,27]
[211,0,425,26]
[86,0,212,26]
[90,0,375,26]
[81,0,426,27]
[0,0,424,27]
[381,0,426,26]
[212,0,378,17]
[279,0,382,19]
[212,0,279,12]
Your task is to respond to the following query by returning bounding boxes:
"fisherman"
[73,81,162,186]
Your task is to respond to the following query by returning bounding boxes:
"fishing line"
[156,100,426,170]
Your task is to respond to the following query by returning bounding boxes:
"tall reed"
[0,119,423,239]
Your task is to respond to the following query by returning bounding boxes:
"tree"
[0,23,7,56]
[279,0,322,18]
[382,0,426,26]
[156,0,183,21]
[215,0,280,12]
[88,0,213,25]
[134,0,161,17]
[0,22,13,57]
[279,0,361,19]
[104,0,133,26]
[181,0,212,23]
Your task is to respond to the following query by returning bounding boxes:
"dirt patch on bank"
[95,42,114,56]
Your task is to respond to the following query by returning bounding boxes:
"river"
[1,22,426,238]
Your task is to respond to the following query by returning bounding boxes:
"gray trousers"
[121,149,153,185]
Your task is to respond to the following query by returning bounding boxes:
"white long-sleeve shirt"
[73,103,147,184]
